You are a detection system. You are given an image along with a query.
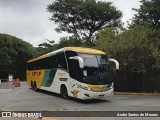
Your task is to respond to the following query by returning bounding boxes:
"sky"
[0,0,140,47]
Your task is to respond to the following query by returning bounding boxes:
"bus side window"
[51,55,58,68]
[56,53,67,70]
[41,58,47,69]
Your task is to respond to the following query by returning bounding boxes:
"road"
[0,82,160,120]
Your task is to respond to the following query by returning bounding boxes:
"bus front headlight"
[78,84,91,91]
[82,86,91,91]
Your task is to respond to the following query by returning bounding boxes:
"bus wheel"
[61,85,68,99]
[31,81,34,90]
[33,82,38,92]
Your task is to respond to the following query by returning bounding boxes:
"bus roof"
[28,47,106,63]
[64,47,106,55]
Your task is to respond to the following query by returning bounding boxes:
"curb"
[114,92,160,96]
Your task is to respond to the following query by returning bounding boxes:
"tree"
[47,0,122,46]
[96,26,160,92]
[58,36,82,48]
[38,39,55,48]
[132,0,160,29]
[36,39,58,57]
[0,34,35,79]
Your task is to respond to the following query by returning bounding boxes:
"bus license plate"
[99,95,104,98]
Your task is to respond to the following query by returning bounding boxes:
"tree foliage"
[132,0,160,29]
[58,36,82,48]
[129,0,160,92]
[0,34,35,79]
[96,26,160,92]
[35,39,58,57]
[35,36,83,57]
[38,39,55,48]
[47,0,122,46]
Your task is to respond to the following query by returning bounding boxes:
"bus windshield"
[79,53,112,85]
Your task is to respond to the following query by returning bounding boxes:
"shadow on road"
[72,98,110,104]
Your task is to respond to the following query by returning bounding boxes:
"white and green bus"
[27,47,119,99]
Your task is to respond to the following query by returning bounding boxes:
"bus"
[27,47,119,99]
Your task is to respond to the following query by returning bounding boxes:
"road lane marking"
[42,117,57,120]
[0,108,11,111]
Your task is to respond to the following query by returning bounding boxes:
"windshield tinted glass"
[79,53,111,85]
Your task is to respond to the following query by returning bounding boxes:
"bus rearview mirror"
[109,58,119,70]
[69,56,84,69]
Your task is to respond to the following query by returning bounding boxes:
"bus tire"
[31,81,34,90]
[33,81,38,92]
[60,85,68,99]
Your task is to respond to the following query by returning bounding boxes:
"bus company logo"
[2,112,12,117]
[32,71,41,76]
[71,90,79,97]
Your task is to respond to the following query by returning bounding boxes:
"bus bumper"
[80,88,114,100]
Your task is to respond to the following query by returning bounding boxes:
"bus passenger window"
[57,53,67,69]
[50,56,57,68]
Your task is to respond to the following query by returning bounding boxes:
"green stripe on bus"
[41,69,57,87]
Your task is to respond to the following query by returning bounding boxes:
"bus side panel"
[40,69,69,94]
[39,69,82,99]
[40,69,59,92]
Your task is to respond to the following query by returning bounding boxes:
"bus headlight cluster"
[81,85,91,91]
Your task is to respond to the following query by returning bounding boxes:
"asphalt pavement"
[0,82,160,120]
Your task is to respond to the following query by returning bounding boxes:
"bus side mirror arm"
[109,58,119,70]
[69,56,84,69]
